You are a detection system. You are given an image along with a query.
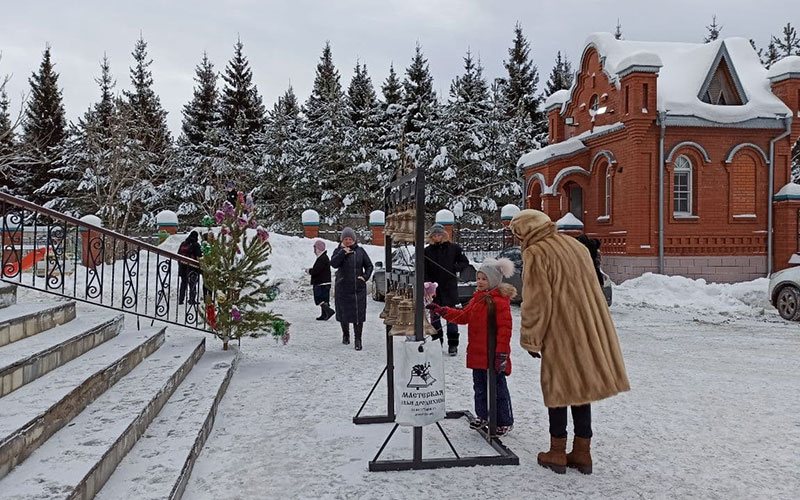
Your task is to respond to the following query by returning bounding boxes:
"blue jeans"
[472,369,513,426]
[430,311,460,346]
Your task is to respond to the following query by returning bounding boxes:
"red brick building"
[519,33,800,283]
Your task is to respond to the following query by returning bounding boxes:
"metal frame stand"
[356,168,519,471]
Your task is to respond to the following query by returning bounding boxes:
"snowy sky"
[0,0,795,133]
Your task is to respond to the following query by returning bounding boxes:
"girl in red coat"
[428,258,517,436]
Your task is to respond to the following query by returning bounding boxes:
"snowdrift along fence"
[1,191,211,333]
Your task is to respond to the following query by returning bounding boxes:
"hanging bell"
[390,298,415,336]
[380,292,395,320]
[384,294,403,326]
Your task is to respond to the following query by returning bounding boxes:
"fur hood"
[510,209,556,249]
[475,283,518,300]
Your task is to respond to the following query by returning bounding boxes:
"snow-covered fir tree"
[344,61,384,221]
[773,23,800,57]
[374,64,405,197]
[170,52,227,223]
[123,36,173,223]
[614,20,624,40]
[763,39,781,68]
[704,15,723,43]
[545,51,574,96]
[0,84,23,195]
[217,38,267,198]
[261,86,305,228]
[23,45,66,204]
[301,42,352,222]
[401,43,440,178]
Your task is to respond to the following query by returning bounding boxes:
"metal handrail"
[1,191,210,333]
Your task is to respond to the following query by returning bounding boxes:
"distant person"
[178,231,203,305]
[427,257,517,437]
[225,182,237,207]
[309,240,335,321]
[330,227,373,351]
[424,223,469,356]
[511,209,629,475]
[576,234,604,288]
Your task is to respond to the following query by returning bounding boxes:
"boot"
[566,436,593,475]
[341,324,350,345]
[354,324,363,351]
[316,305,326,321]
[537,436,568,474]
[322,303,335,321]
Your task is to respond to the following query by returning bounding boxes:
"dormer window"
[700,56,744,106]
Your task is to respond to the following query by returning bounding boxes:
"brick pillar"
[370,210,385,246]
[773,199,800,272]
[79,215,103,270]
[436,209,456,241]
[155,210,179,237]
[302,209,320,238]
[541,195,561,221]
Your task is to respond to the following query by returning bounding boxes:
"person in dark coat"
[225,182,237,207]
[576,234,604,288]
[330,227,373,351]
[424,223,469,356]
[309,239,335,321]
[178,231,203,305]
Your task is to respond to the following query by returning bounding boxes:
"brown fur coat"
[510,210,630,408]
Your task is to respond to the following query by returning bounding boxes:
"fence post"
[370,210,385,246]
[156,210,179,243]
[556,213,584,238]
[79,215,103,269]
[302,209,320,239]
[435,209,455,241]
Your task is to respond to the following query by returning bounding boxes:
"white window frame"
[673,155,693,216]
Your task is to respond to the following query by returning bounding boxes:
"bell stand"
[353,167,519,471]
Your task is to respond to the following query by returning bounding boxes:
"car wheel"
[776,286,800,321]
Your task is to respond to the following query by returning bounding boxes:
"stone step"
[96,347,238,500]
[0,333,206,500]
[0,301,76,348]
[0,312,123,398]
[0,326,165,480]
[0,282,16,309]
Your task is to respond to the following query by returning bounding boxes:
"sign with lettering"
[394,338,446,426]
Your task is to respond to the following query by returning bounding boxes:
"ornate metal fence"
[1,192,210,332]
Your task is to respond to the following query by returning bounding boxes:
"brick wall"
[603,255,767,283]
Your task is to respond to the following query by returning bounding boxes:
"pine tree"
[375,65,406,198]
[301,42,351,221]
[22,45,66,204]
[219,38,266,137]
[123,35,173,222]
[401,43,440,178]
[169,52,226,222]
[0,85,22,194]
[545,51,574,96]
[750,39,764,65]
[614,19,623,40]
[381,63,403,106]
[773,23,800,57]
[704,15,723,43]
[763,39,781,68]
[95,55,115,129]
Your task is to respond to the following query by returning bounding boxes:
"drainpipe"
[768,115,793,276]
[658,111,667,274]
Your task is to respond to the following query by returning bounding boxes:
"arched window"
[589,94,599,114]
[604,165,612,216]
[673,155,692,216]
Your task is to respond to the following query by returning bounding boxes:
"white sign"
[394,338,446,426]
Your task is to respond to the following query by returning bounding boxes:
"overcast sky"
[0,0,796,133]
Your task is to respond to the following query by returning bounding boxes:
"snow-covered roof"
[544,89,570,111]
[564,33,792,124]
[556,213,584,229]
[518,122,625,168]
[774,183,800,200]
[767,55,800,81]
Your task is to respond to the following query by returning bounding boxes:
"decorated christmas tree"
[200,192,288,349]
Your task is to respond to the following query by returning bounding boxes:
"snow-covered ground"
[182,266,800,499]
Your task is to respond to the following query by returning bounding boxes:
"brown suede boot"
[566,436,593,475]
[537,436,567,474]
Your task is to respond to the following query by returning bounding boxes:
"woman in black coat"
[330,227,373,351]
[423,224,469,356]
[177,231,203,305]
[309,240,335,320]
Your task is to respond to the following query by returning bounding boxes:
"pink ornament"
[231,307,242,322]
[237,191,246,205]
[222,202,235,216]
[256,227,270,243]
[249,217,258,228]
[237,217,248,228]
[214,210,225,223]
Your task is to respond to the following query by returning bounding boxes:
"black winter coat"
[424,241,469,307]
[177,237,202,279]
[330,244,374,324]
[309,251,331,285]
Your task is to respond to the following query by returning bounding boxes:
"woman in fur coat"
[510,209,630,475]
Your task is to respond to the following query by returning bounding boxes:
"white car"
[769,265,800,320]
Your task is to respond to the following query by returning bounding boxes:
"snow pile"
[614,273,770,317]
[767,55,800,80]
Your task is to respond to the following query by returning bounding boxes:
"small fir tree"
[773,23,800,56]
[704,15,723,43]
[200,195,287,350]
[614,19,623,40]
[763,39,781,68]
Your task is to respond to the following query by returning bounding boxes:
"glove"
[528,351,541,359]
[425,303,446,316]
[495,353,509,373]
[423,281,438,301]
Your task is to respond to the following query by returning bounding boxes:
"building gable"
[698,44,747,106]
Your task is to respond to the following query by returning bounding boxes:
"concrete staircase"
[0,283,238,500]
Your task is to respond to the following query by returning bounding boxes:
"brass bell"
[390,298,415,336]
[384,294,403,326]
[380,292,395,320]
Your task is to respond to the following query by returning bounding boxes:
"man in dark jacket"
[330,227,373,351]
[309,240,335,320]
[424,224,469,356]
[576,234,604,288]
[178,231,203,305]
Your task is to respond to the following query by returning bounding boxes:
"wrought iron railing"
[1,191,210,332]
[455,227,515,252]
